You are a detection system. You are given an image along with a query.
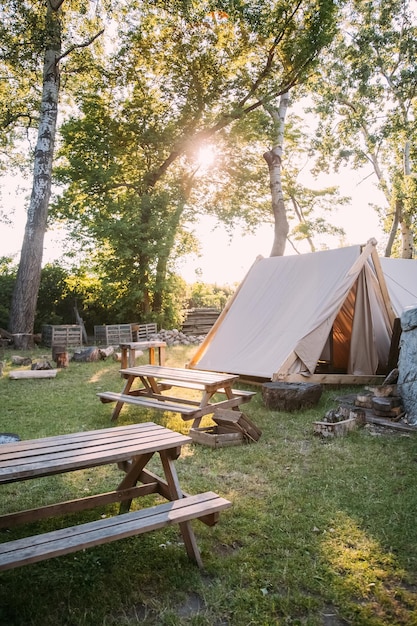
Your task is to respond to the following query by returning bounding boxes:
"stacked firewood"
[355,374,405,421]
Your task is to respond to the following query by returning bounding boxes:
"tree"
[308,0,417,258]
[1,0,104,342]
[263,92,291,256]
[52,0,338,319]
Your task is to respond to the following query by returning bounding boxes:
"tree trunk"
[400,218,414,258]
[401,141,415,259]
[8,2,62,337]
[384,199,400,257]
[263,92,290,257]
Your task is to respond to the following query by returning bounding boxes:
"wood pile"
[336,369,416,433]
[181,308,220,336]
[313,406,365,437]
[356,385,404,420]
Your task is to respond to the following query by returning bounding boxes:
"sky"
[0,164,385,287]
[176,166,386,284]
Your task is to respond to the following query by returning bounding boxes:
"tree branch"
[57,29,105,63]
[49,0,65,10]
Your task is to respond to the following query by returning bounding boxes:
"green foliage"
[188,282,235,309]
[0,0,106,171]
[0,256,16,328]
[307,0,417,254]
[49,0,339,320]
[34,264,75,330]
[1,258,196,334]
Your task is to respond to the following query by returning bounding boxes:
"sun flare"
[197,145,216,169]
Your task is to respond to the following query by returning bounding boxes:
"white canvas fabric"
[379,257,417,316]
[190,244,392,379]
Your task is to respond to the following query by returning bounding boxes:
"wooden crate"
[94,324,133,346]
[213,409,262,442]
[42,325,83,348]
[132,323,158,341]
[189,426,244,448]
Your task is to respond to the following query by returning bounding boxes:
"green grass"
[1,345,417,626]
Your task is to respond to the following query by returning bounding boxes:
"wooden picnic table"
[0,423,230,570]
[97,364,256,428]
[119,340,167,368]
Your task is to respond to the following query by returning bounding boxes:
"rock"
[261,382,322,411]
[397,306,417,425]
[11,355,32,366]
[149,329,206,346]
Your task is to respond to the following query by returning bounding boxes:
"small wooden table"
[98,365,255,427]
[0,423,230,570]
[119,341,167,368]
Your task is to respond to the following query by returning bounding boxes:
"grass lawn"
[0,344,417,626]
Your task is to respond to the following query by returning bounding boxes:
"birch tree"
[263,92,291,256]
[1,0,104,343]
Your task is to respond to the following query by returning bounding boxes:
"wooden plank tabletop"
[119,341,166,349]
[119,365,238,386]
[0,423,191,484]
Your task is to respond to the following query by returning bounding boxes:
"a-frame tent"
[188,239,400,384]
[379,257,417,316]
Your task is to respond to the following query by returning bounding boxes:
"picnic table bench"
[0,423,231,571]
[97,365,256,428]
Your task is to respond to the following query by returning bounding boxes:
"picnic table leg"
[111,375,135,421]
[159,450,204,568]
[120,346,128,369]
[190,389,216,429]
[116,452,155,513]
[128,349,136,367]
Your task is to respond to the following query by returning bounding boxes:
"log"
[9,370,58,379]
[262,382,322,411]
[99,346,115,359]
[71,347,100,362]
[52,345,70,368]
[372,396,402,411]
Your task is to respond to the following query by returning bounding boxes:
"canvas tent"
[188,240,401,383]
[379,257,417,317]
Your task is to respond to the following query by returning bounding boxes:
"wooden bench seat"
[97,391,199,416]
[0,491,231,571]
